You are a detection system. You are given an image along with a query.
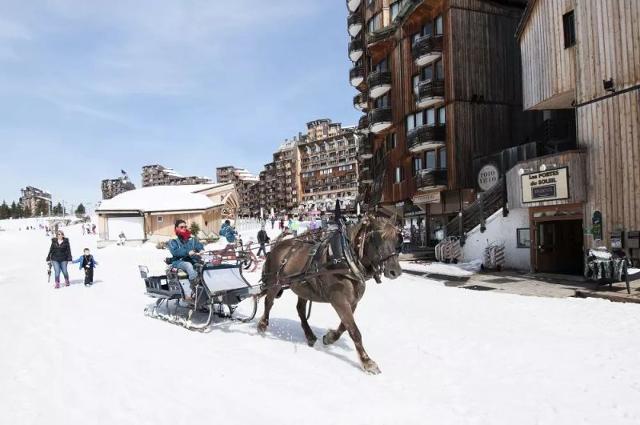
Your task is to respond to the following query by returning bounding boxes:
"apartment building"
[299,119,360,212]
[19,186,52,216]
[215,166,259,216]
[101,175,136,200]
[348,0,539,246]
[141,164,212,187]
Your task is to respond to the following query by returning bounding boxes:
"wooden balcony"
[348,37,364,62]
[358,115,370,133]
[407,125,446,153]
[366,25,396,62]
[347,11,363,37]
[358,139,373,159]
[346,0,361,13]
[353,92,369,111]
[416,79,445,108]
[415,168,447,191]
[368,107,392,134]
[412,34,443,67]
[367,70,392,99]
[349,65,365,87]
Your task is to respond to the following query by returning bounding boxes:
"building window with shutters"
[562,11,576,48]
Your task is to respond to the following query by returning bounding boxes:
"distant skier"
[73,248,98,286]
[46,230,72,288]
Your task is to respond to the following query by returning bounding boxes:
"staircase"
[445,177,507,243]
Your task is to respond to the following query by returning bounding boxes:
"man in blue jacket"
[219,219,236,243]
[168,220,204,288]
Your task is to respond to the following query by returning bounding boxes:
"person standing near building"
[270,216,276,230]
[46,230,72,288]
[256,225,270,258]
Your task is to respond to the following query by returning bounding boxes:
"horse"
[257,214,403,374]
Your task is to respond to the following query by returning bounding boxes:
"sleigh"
[138,260,260,331]
[206,240,262,272]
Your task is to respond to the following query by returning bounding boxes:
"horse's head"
[356,214,403,281]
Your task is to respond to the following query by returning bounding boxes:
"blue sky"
[0,0,359,208]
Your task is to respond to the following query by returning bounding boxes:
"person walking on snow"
[257,225,270,258]
[46,230,72,288]
[168,220,204,291]
[73,248,98,286]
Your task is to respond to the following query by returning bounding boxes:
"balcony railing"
[416,79,445,108]
[412,34,443,67]
[407,125,446,153]
[368,107,393,134]
[349,65,365,87]
[358,115,370,132]
[353,92,369,111]
[349,37,364,62]
[358,140,373,159]
[415,168,447,190]
[348,11,363,37]
[367,70,392,99]
[346,0,362,13]
[367,25,396,46]
[360,169,373,183]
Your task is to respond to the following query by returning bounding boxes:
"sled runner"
[138,260,260,331]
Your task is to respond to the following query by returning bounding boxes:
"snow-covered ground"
[1,218,640,425]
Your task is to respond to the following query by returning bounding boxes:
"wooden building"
[348,0,539,246]
[517,0,640,269]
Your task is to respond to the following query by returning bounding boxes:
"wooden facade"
[352,0,537,217]
[518,0,640,255]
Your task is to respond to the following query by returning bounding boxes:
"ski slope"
[1,219,639,425]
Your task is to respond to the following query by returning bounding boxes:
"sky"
[0,0,360,209]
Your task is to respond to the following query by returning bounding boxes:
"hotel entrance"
[531,205,584,275]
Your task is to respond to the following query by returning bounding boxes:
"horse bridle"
[354,222,399,282]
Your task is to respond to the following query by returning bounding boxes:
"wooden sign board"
[521,167,569,203]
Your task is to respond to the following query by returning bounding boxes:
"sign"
[478,164,500,191]
[521,167,569,203]
[413,191,441,204]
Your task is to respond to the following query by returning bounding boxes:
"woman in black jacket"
[46,230,72,288]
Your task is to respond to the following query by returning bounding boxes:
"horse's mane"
[348,214,397,241]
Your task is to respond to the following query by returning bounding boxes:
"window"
[562,11,576,48]
[374,93,390,109]
[412,157,423,176]
[390,0,406,21]
[421,22,433,37]
[395,166,404,183]
[386,133,397,151]
[157,216,163,223]
[435,16,443,35]
[439,148,447,169]
[421,65,433,82]
[373,58,388,72]
[438,107,446,124]
[426,150,437,169]
[367,13,383,33]
[426,108,435,125]
[435,60,444,80]
[413,75,420,95]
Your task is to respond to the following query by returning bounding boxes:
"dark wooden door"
[535,220,583,274]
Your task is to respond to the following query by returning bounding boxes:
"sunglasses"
[177,225,187,229]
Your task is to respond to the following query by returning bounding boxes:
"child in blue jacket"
[72,248,98,286]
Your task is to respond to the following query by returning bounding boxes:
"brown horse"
[257,214,402,374]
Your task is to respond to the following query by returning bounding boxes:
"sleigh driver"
[168,220,204,296]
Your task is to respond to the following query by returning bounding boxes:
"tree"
[0,201,10,220]
[52,202,63,216]
[23,205,32,218]
[35,200,48,217]
[75,203,86,216]
[189,222,201,238]
[10,202,18,219]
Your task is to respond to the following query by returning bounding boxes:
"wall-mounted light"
[603,78,615,93]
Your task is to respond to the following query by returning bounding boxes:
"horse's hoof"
[363,360,381,375]
[322,332,335,346]
[306,336,317,347]
[257,321,268,333]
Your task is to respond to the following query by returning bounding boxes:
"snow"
[401,260,479,276]
[1,218,640,425]
[96,184,225,213]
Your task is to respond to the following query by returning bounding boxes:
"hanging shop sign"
[477,164,500,191]
[413,191,441,204]
[521,167,569,203]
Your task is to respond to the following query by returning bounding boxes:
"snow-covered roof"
[96,184,228,213]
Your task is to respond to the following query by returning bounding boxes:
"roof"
[515,0,539,41]
[96,183,230,213]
